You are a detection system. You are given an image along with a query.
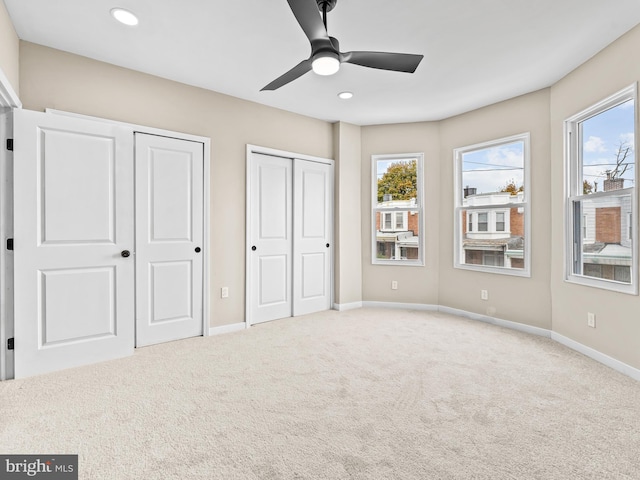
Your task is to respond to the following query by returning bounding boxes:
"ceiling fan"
[261,0,424,91]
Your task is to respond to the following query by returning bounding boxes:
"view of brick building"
[461,191,525,268]
[580,175,632,283]
[375,198,420,260]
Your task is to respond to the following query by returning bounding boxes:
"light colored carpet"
[1,308,639,479]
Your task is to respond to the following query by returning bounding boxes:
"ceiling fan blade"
[286,0,330,45]
[261,58,313,91]
[341,51,424,73]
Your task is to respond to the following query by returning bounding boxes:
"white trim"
[371,152,425,266]
[0,111,14,381]
[437,305,551,338]
[333,301,363,311]
[0,67,20,109]
[360,301,639,382]
[46,109,205,144]
[453,132,531,277]
[209,322,247,336]
[362,301,438,311]
[45,109,212,337]
[563,84,638,295]
[551,332,640,382]
[246,144,333,166]
[0,65,18,381]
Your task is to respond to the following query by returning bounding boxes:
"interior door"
[293,159,332,316]
[13,109,134,378]
[249,153,292,324]
[134,133,204,347]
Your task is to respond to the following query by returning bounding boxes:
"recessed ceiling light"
[110,8,139,26]
[338,91,353,100]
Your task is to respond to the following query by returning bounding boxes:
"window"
[454,133,530,276]
[478,212,488,231]
[565,85,637,294]
[372,153,424,265]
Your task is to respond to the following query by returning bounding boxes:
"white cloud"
[619,132,635,147]
[584,136,606,153]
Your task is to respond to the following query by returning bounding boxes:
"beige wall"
[437,90,552,330]
[360,122,441,304]
[550,25,640,369]
[0,0,19,95]
[19,41,333,328]
[12,18,640,372]
[333,122,363,306]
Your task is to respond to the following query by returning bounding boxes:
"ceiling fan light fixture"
[312,54,340,76]
[110,8,139,26]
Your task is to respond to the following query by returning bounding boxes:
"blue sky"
[582,99,635,192]
[461,141,524,195]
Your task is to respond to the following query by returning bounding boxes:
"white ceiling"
[5,0,640,125]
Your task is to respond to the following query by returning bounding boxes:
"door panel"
[14,109,134,378]
[135,133,203,347]
[293,160,332,316]
[149,261,192,324]
[250,153,292,324]
[40,267,116,345]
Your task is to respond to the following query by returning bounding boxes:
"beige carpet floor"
[1,308,639,479]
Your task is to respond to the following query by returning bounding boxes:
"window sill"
[565,274,638,295]
[454,263,531,278]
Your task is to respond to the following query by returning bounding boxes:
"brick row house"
[375,197,420,260]
[461,191,525,269]
[580,174,632,283]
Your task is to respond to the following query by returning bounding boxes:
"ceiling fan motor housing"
[316,0,337,13]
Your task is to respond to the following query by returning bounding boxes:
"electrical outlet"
[391,280,398,290]
[587,312,596,328]
[481,290,488,301]
[221,287,229,299]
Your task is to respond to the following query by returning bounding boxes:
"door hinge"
[7,338,14,350]
[6,139,13,151]
[6,238,13,251]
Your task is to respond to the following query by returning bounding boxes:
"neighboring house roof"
[463,236,524,250]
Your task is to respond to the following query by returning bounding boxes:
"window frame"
[371,153,424,266]
[564,84,638,294]
[453,133,531,277]
[496,211,506,232]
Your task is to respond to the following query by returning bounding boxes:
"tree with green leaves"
[377,160,417,202]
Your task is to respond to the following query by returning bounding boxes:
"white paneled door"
[249,152,332,325]
[12,111,206,378]
[13,109,135,378]
[134,133,204,347]
[249,153,293,324]
[293,160,332,316]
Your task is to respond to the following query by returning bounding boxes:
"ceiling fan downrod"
[316,0,337,29]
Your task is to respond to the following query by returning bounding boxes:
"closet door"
[13,109,135,378]
[248,152,333,325]
[134,133,204,347]
[248,153,293,324]
[293,159,332,316]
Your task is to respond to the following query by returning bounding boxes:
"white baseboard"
[208,322,247,336]
[357,302,638,382]
[362,301,438,311]
[438,305,552,338]
[551,332,640,382]
[333,302,363,311]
